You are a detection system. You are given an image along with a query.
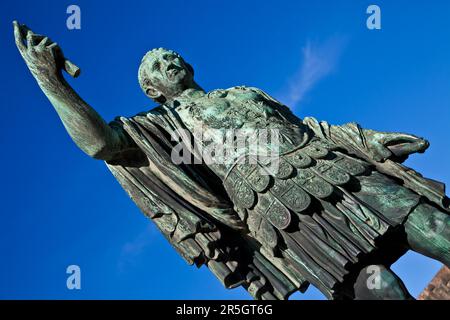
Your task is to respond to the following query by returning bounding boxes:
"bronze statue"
[14,21,450,300]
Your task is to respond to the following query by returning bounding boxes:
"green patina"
[14,21,449,300]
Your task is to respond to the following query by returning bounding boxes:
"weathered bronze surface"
[14,21,450,300]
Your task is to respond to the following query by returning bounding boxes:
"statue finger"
[21,23,35,45]
[19,23,32,34]
[382,132,419,145]
[26,30,45,49]
[47,42,64,62]
[48,42,62,55]
[26,30,34,48]
[37,36,51,49]
[13,21,26,55]
[47,42,59,50]
[394,132,420,141]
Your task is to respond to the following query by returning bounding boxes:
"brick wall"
[418,266,450,300]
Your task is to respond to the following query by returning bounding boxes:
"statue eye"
[152,61,161,71]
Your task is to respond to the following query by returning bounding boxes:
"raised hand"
[13,21,79,81]
[12,21,130,160]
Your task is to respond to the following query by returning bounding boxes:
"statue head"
[138,48,196,103]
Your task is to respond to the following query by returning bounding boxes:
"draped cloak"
[106,103,449,300]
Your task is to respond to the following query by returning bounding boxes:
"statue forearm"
[303,117,429,163]
[41,75,128,160]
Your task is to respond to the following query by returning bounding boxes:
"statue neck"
[170,84,205,106]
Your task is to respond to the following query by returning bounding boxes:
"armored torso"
[176,86,311,177]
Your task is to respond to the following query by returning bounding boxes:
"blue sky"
[1,0,449,299]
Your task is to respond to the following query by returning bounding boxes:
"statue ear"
[145,86,167,103]
[146,86,162,99]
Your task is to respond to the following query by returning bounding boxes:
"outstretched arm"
[13,21,133,161]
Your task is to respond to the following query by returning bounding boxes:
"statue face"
[139,48,194,102]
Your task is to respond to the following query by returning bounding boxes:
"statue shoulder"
[239,86,304,126]
[222,86,292,110]
[112,105,165,122]
[112,104,181,137]
[205,86,268,99]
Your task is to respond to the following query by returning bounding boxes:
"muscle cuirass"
[176,86,311,178]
